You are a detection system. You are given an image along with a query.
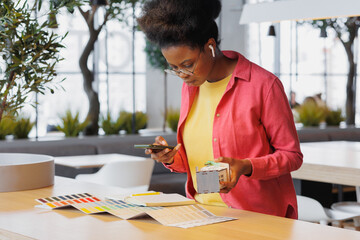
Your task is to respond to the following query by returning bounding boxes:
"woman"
[137,0,303,219]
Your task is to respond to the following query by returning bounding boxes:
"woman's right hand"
[145,136,181,165]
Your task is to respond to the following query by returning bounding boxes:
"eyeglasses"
[164,50,201,77]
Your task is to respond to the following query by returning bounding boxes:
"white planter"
[0,153,54,192]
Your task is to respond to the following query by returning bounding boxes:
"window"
[20,5,146,137]
[248,20,360,124]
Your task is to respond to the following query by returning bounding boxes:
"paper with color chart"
[35,193,236,228]
[144,204,237,228]
[35,193,101,209]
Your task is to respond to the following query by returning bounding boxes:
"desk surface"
[301,141,360,152]
[0,177,359,240]
[291,141,360,186]
[54,153,149,169]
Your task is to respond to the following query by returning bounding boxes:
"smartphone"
[134,144,175,150]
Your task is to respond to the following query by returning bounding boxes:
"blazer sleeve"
[248,78,303,180]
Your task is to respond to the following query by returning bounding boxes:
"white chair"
[297,195,360,227]
[75,158,155,193]
[331,201,360,230]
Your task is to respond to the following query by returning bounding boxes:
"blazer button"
[214,138,217,142]
[216,113,220,117]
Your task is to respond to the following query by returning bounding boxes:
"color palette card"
[145,204,236,228]
[123,193,196,207]
[72,200,159,219]
[104,199,162,219]
[35,193,101,209]
[70,199,160,219]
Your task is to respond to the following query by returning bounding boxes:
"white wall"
[145,0,248,129]
[219,0,248,56]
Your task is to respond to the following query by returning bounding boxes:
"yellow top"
[183,75,231,207]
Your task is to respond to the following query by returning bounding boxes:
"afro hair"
[137,0,221,49]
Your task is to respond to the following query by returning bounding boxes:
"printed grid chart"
[145,204,236,228]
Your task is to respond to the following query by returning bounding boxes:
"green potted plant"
[324,108,345,126]
[0,0,70,131]
[295,100,326,127]
[100,112,124,135]
[56,110,89,137]
[0,115,14,140]
[119,110,147,134]
[13,115,35,139]
[166,107,180,132]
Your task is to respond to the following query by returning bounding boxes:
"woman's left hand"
[214,157,253,193]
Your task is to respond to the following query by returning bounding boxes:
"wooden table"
[292,141,360,201]
[0,177,359,240]
[54,153,149,169]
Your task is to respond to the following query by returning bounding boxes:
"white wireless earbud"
[209,45,215,58]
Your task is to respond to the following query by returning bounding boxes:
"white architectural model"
[196,161,229,194]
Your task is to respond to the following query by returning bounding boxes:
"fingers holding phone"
[150,143,181,164]
[155,136,168,147]
[153,136,179,164]
[143,135,171,154]
[135,136,181,164]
